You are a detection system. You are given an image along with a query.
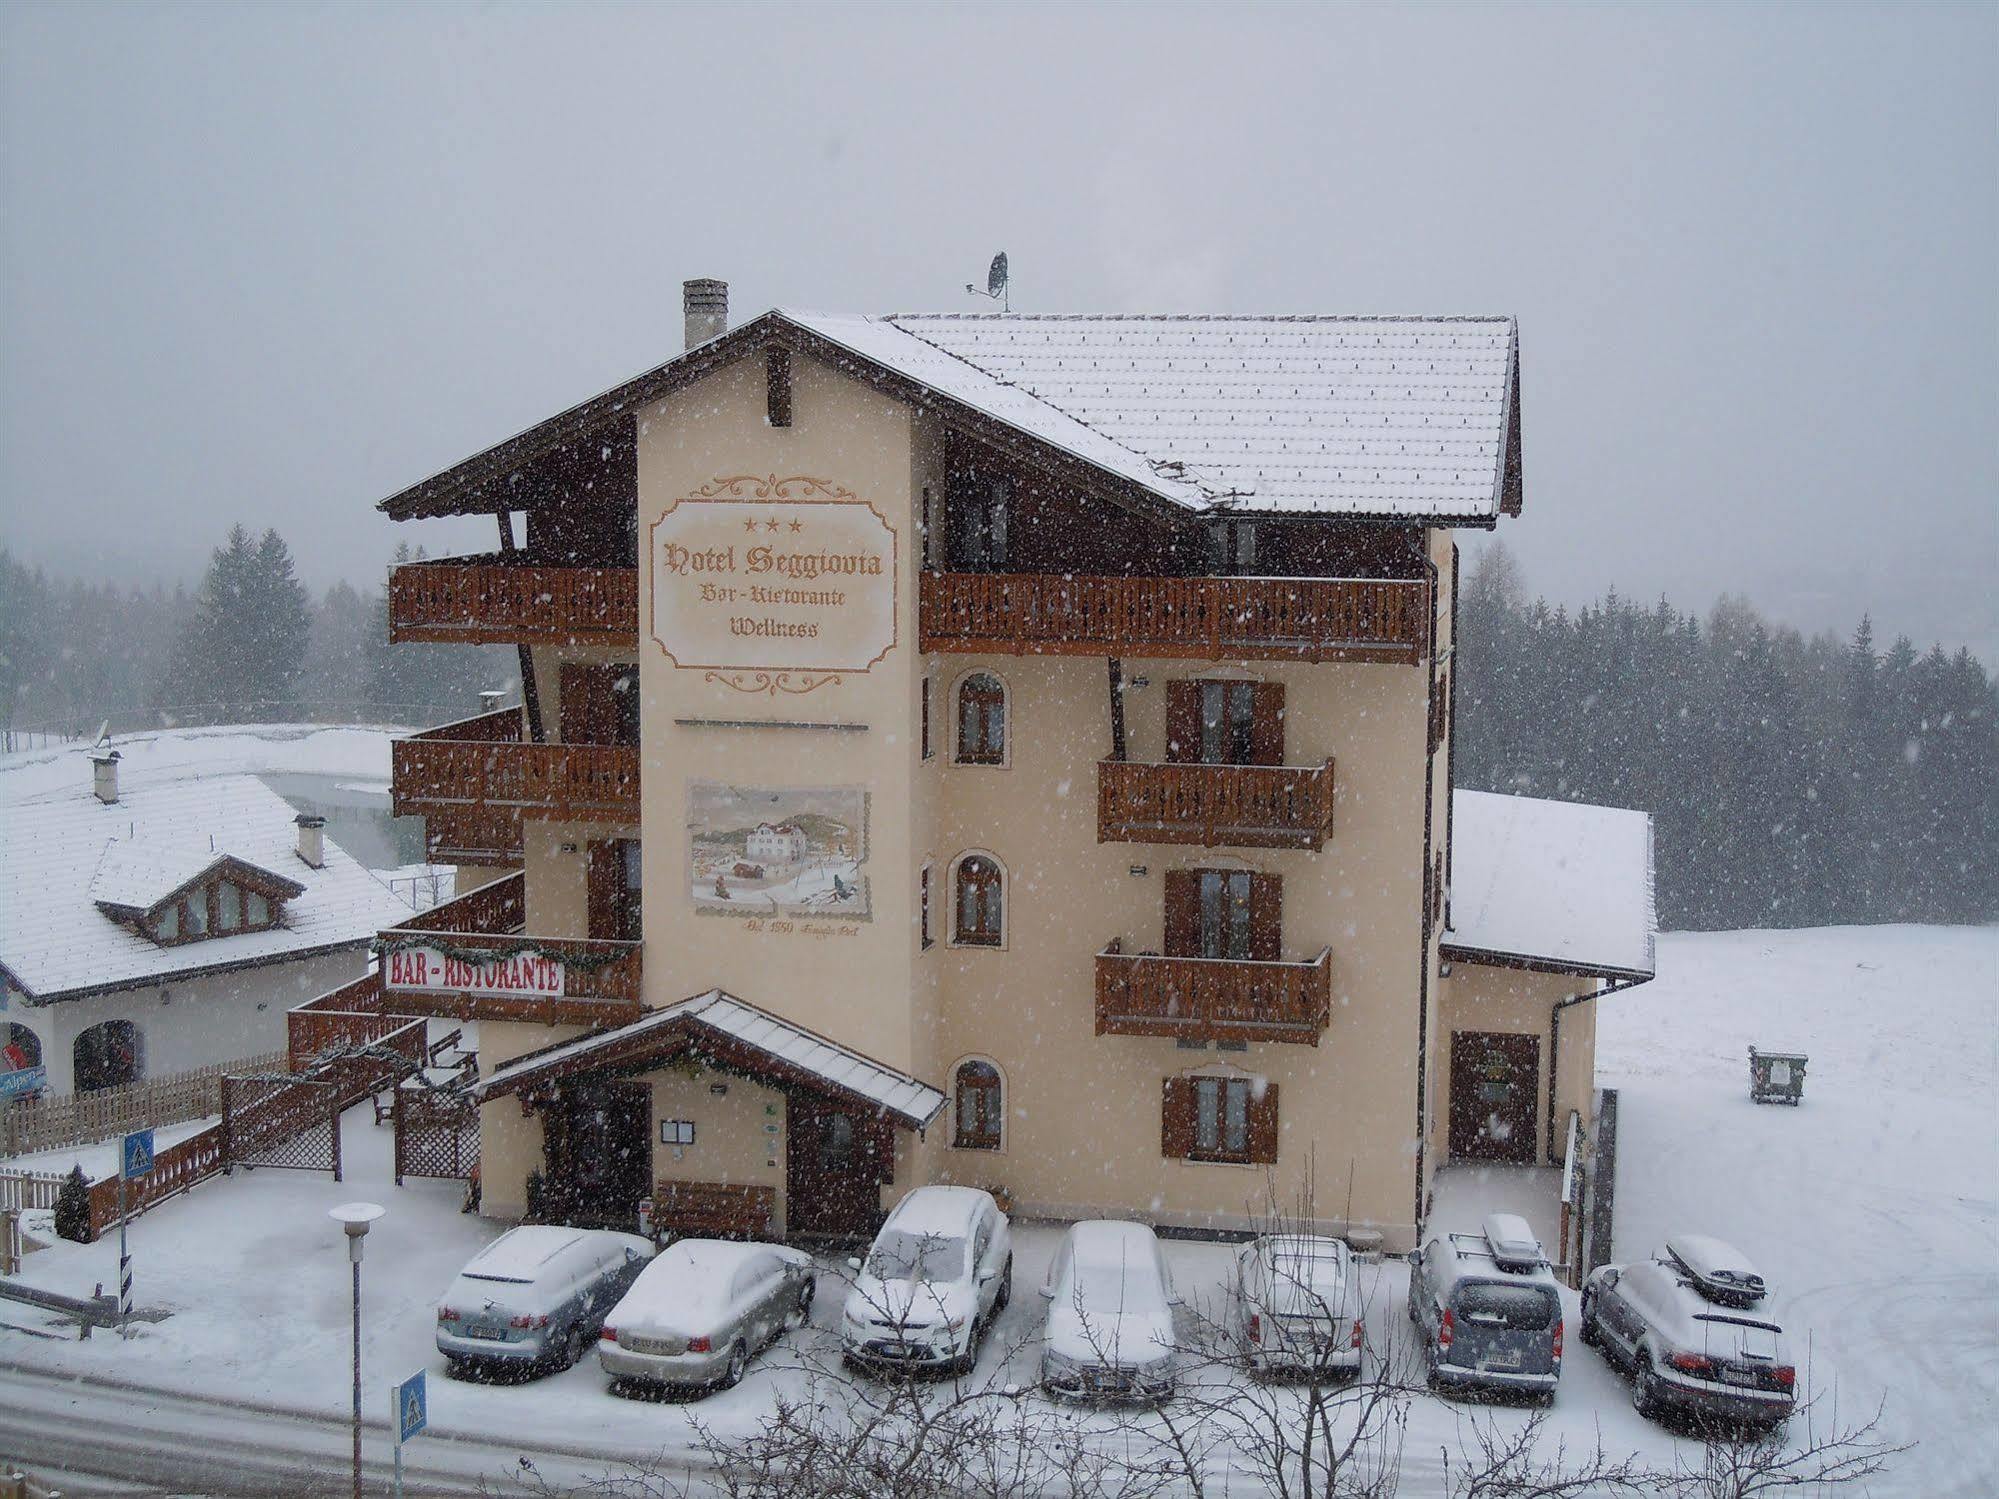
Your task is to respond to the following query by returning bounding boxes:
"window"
[921,677,933,760]
[953,1060,1003,1150]
[955,673,1006,765]
[247,890,269,926]
[3,1023,42,1074]
[74,1019,143,1094]
[1199,870,1254,961]
[216,881,242,933]
[1208,520,1258,574]
[183,889,209,938]
[1201,681,1256,765]
[948,474,1010,570]
[953,855,1003,947]
[1161,1074,1278,1165]
[920,863,934,950]
[1164,868,1281,961]
[587,839,643,942]
[155,901,180,940]
[1166,680,1283,765]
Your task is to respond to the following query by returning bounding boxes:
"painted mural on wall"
[648,475,898,697]
[687,781,871,920]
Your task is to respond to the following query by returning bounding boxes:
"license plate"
[625,1336,680,1356]
[1483,1351,1522,1370]
[1719,1367,1760,1387]
[464,1326,508,1341]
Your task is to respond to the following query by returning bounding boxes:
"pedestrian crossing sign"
[121,1129,154,1181]
[397,1369,427,1442]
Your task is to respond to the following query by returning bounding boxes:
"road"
[0,1360,713,1497]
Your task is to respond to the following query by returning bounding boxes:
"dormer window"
[91,846,304,949]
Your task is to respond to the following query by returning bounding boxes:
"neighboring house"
[745,823,807,866]
[0,752,411,1096]
[372,281,1657,1249]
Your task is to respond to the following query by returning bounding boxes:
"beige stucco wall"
[1436,961,1600,1167]
[648,1066,789,1235]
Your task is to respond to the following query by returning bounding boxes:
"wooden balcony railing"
[921,572,1428,664]
[398,871,525,935]
[388,557,638,647]
[392,713,639,831]
[1097,759,1336,850]
[1095,940,1333,1045]
[374,925,643,1027]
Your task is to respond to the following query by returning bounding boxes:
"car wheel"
[1632,1357,1666,1419]
[785,1280,815,1331]
[562,1326,589,1369]
[1579,1295,1601,1349]
[995,1256,1013,1312]
[720,1340,749,1390]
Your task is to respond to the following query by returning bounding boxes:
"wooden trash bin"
[1748,1047,1807,1105]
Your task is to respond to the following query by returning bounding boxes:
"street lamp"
[330,1201,385,1499]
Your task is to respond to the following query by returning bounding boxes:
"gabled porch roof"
[470,988,947,1129]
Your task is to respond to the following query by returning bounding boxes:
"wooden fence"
[0,1169,71,1213]
[2,1052,285,1157]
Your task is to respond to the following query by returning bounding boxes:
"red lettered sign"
[384,946,565,998]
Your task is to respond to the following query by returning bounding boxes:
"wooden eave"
[376,312,1513,531]
[1438,939,1653,985]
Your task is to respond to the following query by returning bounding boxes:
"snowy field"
[0,722,398,804]
[1,924,1991,1494]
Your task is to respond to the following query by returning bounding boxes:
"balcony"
[375,872,643,1027]
[921,572,1428,665]
[1097,759,1336,851]
[387,555,638,647]
[1095,940,1332,1045]
[392,708,639,863]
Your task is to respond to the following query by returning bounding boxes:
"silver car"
[600,1238,816,1393]
[1582,1234,1795,1431]
[1232,1233,1364,1379]
[436,1225,653,1374]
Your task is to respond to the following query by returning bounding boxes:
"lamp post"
[330,1202,385,1499]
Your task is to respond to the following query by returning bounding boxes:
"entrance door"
[786,1097,885,1238]
[548,1079,651,1229]
[1448,1032,1540,1164]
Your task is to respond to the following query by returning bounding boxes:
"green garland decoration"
[372,933,631,973]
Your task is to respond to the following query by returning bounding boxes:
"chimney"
[92,750,121,805]
[295,813,326,870]
[684,278,728,349]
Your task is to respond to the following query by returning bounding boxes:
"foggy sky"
[3,2,1994,660]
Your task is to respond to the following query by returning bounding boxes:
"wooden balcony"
[920,571,1428,664]
[1095,940,1332,1045]
[1097,759,1336,851]
[392,708,639,853]
[387,556,638,647]
[376,873,642,1026]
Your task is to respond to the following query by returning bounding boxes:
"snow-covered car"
[1231,1233,1364,1379]
[599,1238,815,1393]
[841,1185,1013,1375]
[436,1225,652,1374]
[1582,1234,1795,1431]
[1407,1214,1564,1400]
[1038,1220,1181,1402]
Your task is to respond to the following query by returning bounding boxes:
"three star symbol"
[742,515,805,533]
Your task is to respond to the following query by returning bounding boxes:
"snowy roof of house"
[88,842,303,917]
[1444,790,1657,980]
[378,309,1520,525]
[0,769,411,1002]
[472,988,947,1128]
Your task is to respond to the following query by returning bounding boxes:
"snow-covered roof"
[1445,790,1657,980]
[88,843,302,917]
[0,769,411,1002]
[473,988,947,1128]
[875,313,1519,519]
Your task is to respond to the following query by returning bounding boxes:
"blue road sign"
[397,1370,428,1442]
[121,1128,155,1181]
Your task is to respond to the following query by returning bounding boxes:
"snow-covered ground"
[1,924,1991,1494]
[0,722,398,805]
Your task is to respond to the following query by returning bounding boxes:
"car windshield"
[867,1231,966,1283]
[1070,1260,1165,1311]
[1455,1282,1557,1330]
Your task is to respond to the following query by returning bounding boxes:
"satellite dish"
[965,250,1011,312]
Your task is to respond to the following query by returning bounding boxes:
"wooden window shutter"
[1163,869,1200,957]
[1247,1082,1280,1164]
[560,664,616,745]
[1161,1077,1197,1158]
[585,841,620,939]
[1248,872,1283,961]
[766,345,793,428]
[1165,682,1201,764]
[1250,683,1286,766]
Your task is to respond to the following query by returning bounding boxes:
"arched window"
[74,1019,143,1094]
[953,1060,1003,1150]
[955,673,1006,766]
[953,855,1004,947]
[3,1023,42,1075]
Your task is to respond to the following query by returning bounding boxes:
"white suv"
[841,1185,1013,1375]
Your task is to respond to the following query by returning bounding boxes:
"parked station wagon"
[1407,1214,1564,1399]
[1231,1233,1365,1379]
[1582,1234,1795,1431]
[436,1226,653,1374]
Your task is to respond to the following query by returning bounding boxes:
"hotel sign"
[384,946,565,999]
[649,475,898,696]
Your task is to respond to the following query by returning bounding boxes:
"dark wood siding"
[1166,682,1201,764]
[1251,683,1286,766]
[1249,872,1283,961]
[1163,869,1200,957]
